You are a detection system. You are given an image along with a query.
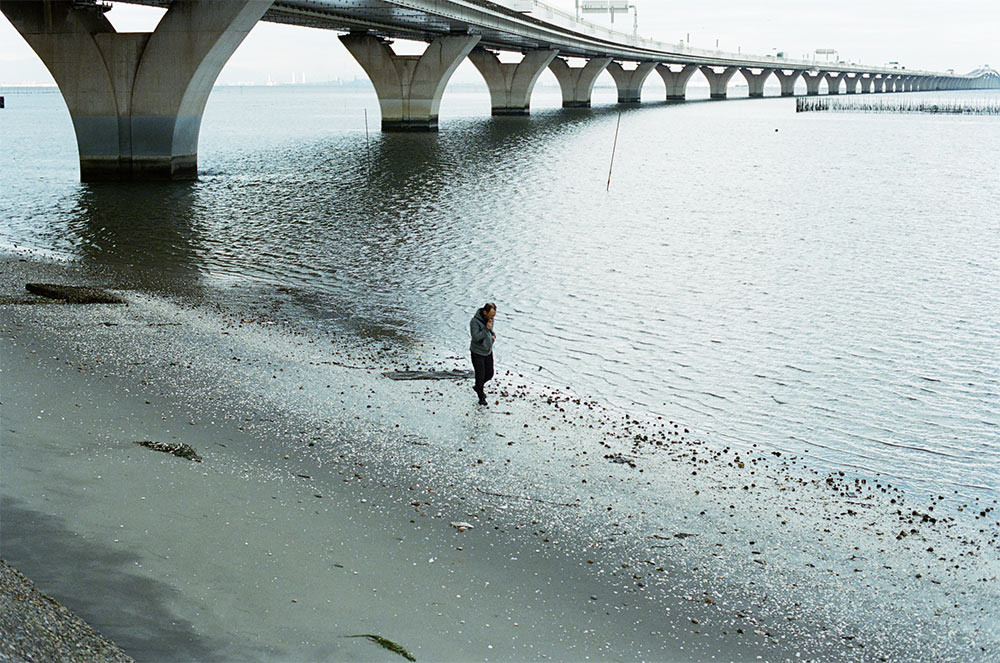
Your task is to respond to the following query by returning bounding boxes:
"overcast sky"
[1,0,996,85]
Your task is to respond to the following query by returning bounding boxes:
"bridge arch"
[467,47,559,116]
[606,61,657,104]
[656,64,699,101]
[340,32,481,131]
[548,56,614,108]
[739,67,775,98]
[698,65,740,99]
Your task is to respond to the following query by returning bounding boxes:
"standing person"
[470,303,497,406]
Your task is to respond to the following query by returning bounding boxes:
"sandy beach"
[1,253,997,662]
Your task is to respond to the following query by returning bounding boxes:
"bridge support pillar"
[700,66,739,99]
[739,67,773,98]
[1,0,271,181]
[468,47,558,115]
[606,61,656,103]
[340,32,481,131]
[844,74,859,94]
[773,69,802,96]
[655,63,698,100]
[548,56,613,107]
[802,70,824,96]
[824,72,847,94]
[859,75,873,93]
[872,76,885,93]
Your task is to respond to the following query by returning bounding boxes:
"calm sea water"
[2,82,998,499]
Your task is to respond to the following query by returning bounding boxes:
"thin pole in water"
[364,108,372,181]
[607,111,622,192]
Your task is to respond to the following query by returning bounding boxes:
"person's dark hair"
[483,302,496,314]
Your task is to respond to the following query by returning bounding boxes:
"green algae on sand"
[345,634,417,661]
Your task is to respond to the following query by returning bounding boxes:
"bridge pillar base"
[381,120,440,132]
[491,108,531,116]
[656,64,698,101]
[700,66,739,99]
[1,0,270,182]
[468,47,558,116]
[341,32,481,132]
[549,57,613,108]
[80,155,197,183]
[607,61,656,104]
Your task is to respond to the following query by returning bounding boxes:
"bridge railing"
[489,0,936,75]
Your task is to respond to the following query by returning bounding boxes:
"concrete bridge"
[3,0,998,181]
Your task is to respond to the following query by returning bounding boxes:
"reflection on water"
[2,86,998,497]
[65,184,208,294]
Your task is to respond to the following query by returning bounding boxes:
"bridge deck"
[119,0,969,79]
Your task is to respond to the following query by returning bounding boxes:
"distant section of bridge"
[3,0,998,181]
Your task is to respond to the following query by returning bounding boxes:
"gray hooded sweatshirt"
[470,308,495,356]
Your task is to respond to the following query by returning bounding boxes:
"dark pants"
[471,352,494,396]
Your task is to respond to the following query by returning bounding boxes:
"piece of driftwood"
[382,369,474,381]
[25,283,124,304]
[134,441,202,462]
[344,635,416,662]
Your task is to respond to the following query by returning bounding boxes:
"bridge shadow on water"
[59,183,209,296]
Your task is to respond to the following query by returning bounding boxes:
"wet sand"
[1,254,997,662]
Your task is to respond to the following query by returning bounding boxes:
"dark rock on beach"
[134,441,203,462]
[24,283,124,305]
